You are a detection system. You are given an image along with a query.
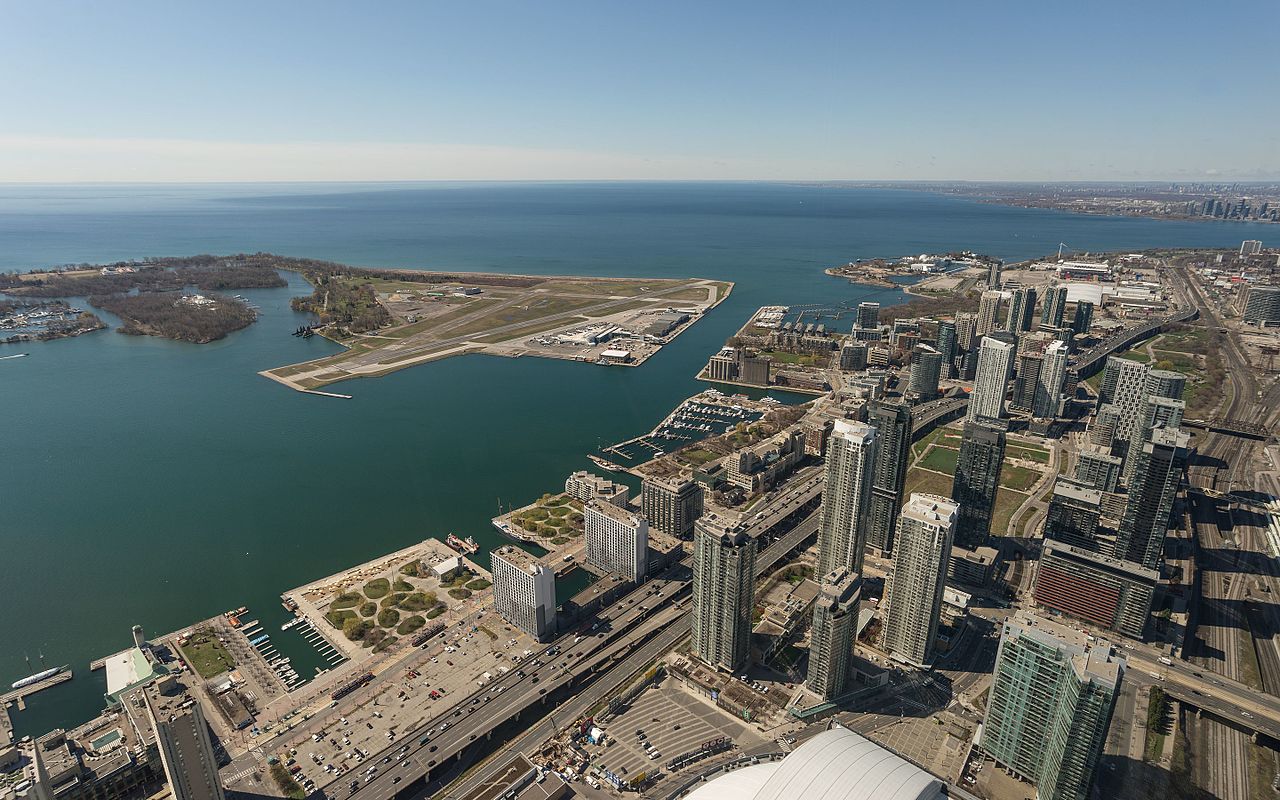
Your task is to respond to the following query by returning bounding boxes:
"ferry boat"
[446,533,480,555]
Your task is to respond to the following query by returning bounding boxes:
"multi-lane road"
[345,469,827,800]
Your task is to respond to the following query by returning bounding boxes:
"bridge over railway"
[1183,417,1273,440]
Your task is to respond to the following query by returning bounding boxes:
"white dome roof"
[685,727,944,800]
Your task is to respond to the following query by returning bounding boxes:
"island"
[1,254,734,383]
[261,266,733,392]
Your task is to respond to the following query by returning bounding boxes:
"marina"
[598,389,767,470]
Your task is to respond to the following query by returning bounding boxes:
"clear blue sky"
[2,0,1276,182]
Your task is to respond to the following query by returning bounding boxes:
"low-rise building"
[564,471,629,507]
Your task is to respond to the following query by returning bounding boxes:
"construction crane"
[1057,242,1072,259]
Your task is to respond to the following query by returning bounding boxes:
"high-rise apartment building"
[1088,404,1121,449]
[691,515,756,672]
[564,470,629,507]
[143,685,226,800]
[491,545,557,641]
[882,493,957,668]
[1071,300,1094,335]
[1075,448,1123,494]
[967,332,1016,423]
[855,301,881,330]
[935,320,957,378]
[975,290,1008,338]
[1034,340,1070,418]
[1144,369,1186,403]
[641,474,704,539]
[818,420,878,573]
[952,419,1006,546]
[806,567,861,701]
[1115,428,1191,569]
[908,344,943,401]
[1006,287,1037,334]
[1241,239,1264,256]
[954,311,978,353]
[1121,395,1185,485]
[1098,355,1145,406]
[982,614,1124,800]
[838,341,868,371]
[1041,285,1068,329]
[1011,351,1043,414]
[1042,481,1103,550]
[584,500,648,583]
[865,402,911,556]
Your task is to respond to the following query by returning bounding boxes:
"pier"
[1,671,73,708]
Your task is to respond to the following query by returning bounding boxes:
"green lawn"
[991,488,1030,536]
[1117,350,1151,363]
[1005,444,1050,464]
[363,578,391,598]
[1151,350,1198,373]
[904,467,955,500]
[181,630,237,679]
[759,350,823,367]
[1000,464,1042,492]
[918,445,959,475]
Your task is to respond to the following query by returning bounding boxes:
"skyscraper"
[983,614,1124,800]
[584,500,649,583]
[954,311,978,354]
[975,290,1008,338]
[1071,300,1094,335]
[1074,448,1123,494]
[881,493,957,668]
[1011,351,1043,414]
[1041,284,1068,329]
[855,301,881,330]
[818,419,878,573]
[1034,340,1070,418]
[952,419,1006,546]
[1006,287,1037,334]
[641,474,704,539]
[967,332,1016,423]
[1115,427,1191,569]
[492,545,557,641]
[1042,481,1103,550]
[1121,395,1185,485]
[143,684,227,800]
[935,320,957,378]
[691,515,756,672]
[807,567,861,701]
[865,401,911,556]
[1097,355,1145,407]
[908,344,942,401]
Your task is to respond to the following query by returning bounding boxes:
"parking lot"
[581,680,767,788]
[276,611,535,794]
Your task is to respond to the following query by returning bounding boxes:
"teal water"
[0,181,1260,735]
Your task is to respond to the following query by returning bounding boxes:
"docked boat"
[445,533,480,555]
[11,665,68,691]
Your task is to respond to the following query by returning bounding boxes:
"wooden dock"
[0,671,73,707]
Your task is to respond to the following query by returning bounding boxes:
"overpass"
[1127,647,1280,743]
[1073,306,1199,379]
[1183,416,1272,440]
[910,396,967,437]
[345,501,826,800]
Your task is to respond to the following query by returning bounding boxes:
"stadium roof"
[685,726,944,800]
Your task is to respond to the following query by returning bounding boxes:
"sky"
[1,0,1277,183]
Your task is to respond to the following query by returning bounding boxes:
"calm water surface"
[0,182,1258,733]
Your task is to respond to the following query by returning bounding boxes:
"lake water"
[0,181,1259,734]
